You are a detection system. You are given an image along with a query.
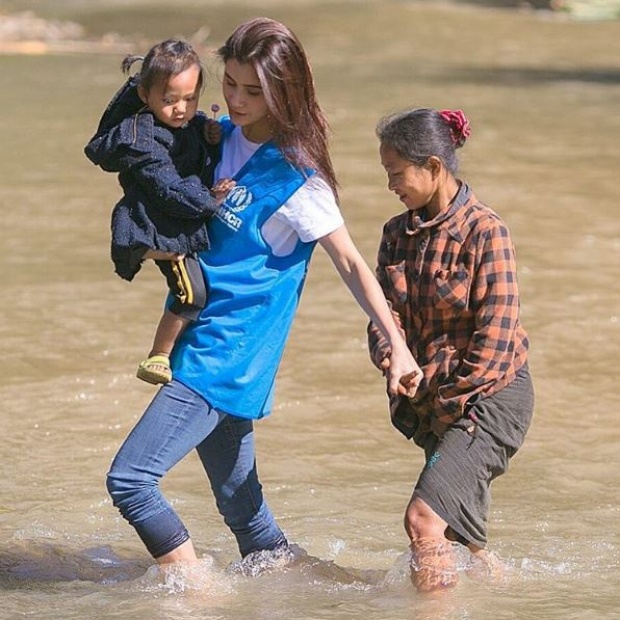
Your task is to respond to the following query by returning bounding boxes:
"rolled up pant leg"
[105,381,224,558]
[106,380,285,559]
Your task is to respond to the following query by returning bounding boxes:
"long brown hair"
[218,18,339,201]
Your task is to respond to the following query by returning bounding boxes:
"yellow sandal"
[136,354,172,385]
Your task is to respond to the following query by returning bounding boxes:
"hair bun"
[439,109,471,148]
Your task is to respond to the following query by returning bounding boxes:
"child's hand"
[210,178,236,205]
[204,118,222,145]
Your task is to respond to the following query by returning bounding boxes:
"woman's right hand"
[204,118,223,145]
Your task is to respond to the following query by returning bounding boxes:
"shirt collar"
[406,182,472,242]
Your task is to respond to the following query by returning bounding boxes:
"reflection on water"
[1,1,619,619]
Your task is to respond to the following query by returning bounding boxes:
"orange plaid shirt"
[368,182,529,442]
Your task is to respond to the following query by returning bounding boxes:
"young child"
[85,39,234,385]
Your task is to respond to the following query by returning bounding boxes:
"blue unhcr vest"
[170,120,316,419]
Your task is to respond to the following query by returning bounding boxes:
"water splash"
[135,555,236,597]
[381,544,518,591]
[226,543,297,578]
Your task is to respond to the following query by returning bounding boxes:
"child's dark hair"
[121,39,204,93]
[376,108,471,175]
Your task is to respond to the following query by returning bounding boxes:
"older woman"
[368,107,534,592]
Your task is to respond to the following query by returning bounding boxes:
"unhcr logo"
[227,186,253,213]
[215,186,252,232]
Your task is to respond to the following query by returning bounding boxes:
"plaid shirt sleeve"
[367,219,406,370]
[433,215,523,428]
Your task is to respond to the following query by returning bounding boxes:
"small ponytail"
[118,40,203,93]
[121,54,144,75]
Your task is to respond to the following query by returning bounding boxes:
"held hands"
[381,345,421,398]
[397,370,420,397]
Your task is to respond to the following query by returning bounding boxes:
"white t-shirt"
[215,126,344,257]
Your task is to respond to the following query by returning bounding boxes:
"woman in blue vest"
[106,17,421,571]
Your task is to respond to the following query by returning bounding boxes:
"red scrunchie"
[439,109,471,148]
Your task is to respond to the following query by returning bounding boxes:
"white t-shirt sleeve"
[262,175,344,256]
[277,175,343,242]
[217,126,343,257]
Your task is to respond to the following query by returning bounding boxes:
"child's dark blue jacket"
[84,76,220,281]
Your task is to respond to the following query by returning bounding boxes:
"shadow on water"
[453,0,555,7]
[1,538,618,619]
[0,541,387,591]
[0,542,149,588]
[0,539,541,593]
[446,66,620,85]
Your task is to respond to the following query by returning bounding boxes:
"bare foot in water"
[465,549,508,584]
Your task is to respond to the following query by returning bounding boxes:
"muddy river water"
[1,1,619,618]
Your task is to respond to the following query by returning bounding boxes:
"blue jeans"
[106,380,287,559]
